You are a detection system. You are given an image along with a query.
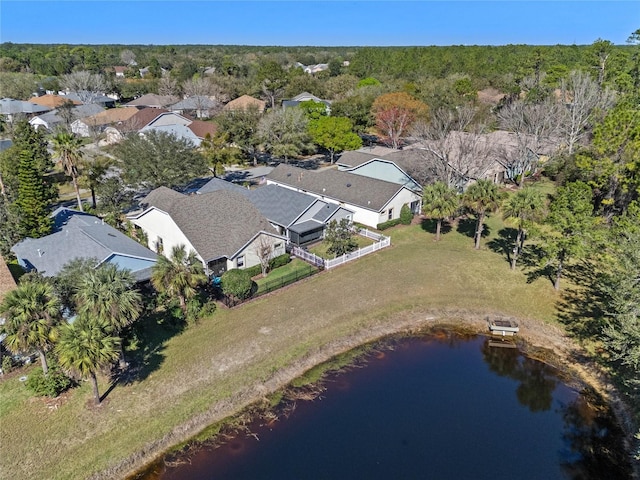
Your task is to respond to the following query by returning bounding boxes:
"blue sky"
[1,1,638,46]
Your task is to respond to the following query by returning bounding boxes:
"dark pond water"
[147,335,631,480]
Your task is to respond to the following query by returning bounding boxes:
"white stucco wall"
[130,209,202,263]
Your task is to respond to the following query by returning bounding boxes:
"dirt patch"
[110,309,639,480]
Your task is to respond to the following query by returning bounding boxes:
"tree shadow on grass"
[115,304,187,388]
[487,228,517,265]
[420,218,452,236]
[517,244,556,286]
[555,261,608,341]
[456,217,491,239]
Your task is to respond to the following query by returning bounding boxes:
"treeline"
[0,41,634,88]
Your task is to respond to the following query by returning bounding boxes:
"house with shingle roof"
[196,179,354,245]
[71,107,139,137]
[336,152,422,193]
[0,98,51,123]
[266,164,421,228]
[125,94,180,109]
[29,94,82,109]
[29,103,104,132]
[170,96,219,119]
[60,91,116,108]
[11,208,158,282]
[223,95,266,113]
[282,92,331,112]
[128,187,286,277]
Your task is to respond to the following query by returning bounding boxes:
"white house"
[128,187,287,277]
[265,164,422,229]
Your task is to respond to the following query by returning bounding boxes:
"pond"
[143,334,631,479]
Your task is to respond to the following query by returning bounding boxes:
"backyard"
[0,214,602,480]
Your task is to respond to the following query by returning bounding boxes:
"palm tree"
[55,315,120,405]
[52,132,84,211]
[75,264,142,369]
[503,187,545,270]
[151,244,207,317]
[0,278,62,375]
[463,180,505,250]
[80,156,111,209]
[422,181,460,241]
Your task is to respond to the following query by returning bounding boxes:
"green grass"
[254,259,316,289]
[0,212,565,480]
[308,234,375,259]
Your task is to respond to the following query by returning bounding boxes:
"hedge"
[376,218,402,230]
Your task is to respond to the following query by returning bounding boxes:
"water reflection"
[481,340,558,412]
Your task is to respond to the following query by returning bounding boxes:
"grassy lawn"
[0,212,566,480]
[254,259,318,294]
[308,234,375,259]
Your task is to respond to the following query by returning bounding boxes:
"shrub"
[25,365,73,397]
[2,355,14,374]
[400,204,413,225]
[376,218,402,230]
[199,300,217,318]
[221,269,254,300]
[244,264,263,278]
[269,253,291,270]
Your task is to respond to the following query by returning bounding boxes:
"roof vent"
[37,248,42,257]
[346,183,351,187]
[287,173,291,177]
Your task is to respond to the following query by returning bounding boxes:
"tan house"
[223,95,266,113]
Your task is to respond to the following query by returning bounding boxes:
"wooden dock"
[488,318,519,336]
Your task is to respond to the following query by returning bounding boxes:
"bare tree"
[181,77,226,117]
[411,106,495,189]
[60,71,109,104]
[254,236,274,276]
[559,70,616,154]
[119,49,136,66]
[496,99,560,187]
[157,76,180,96]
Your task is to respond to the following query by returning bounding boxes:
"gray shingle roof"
[336,151,379,167]
[246,184,317,228]
[12,208,157,280]
[266,164,405,212]
[170,96,218,110]
[141,189,278,261]
[0,98,50,114]
[196,178,248,195]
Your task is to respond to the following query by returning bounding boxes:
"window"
[387,208,394,220]
[274,243,283,251]
[237,255,245,268]
[155,237,164,255]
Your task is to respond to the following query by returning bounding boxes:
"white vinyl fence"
[292,228,391,270]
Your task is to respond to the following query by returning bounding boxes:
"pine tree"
[15,149,55,238]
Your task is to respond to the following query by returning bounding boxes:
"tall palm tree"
[463,179,505,250]
[151,244,207,317]
[80,156,111,209]
[75,264,142,369]
[503,187,545,270]
[0,278,62,375]
[52,131,84,211]
[55,315,120,405]
[422,181,460,241]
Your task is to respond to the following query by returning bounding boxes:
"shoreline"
[109,310,639,480]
